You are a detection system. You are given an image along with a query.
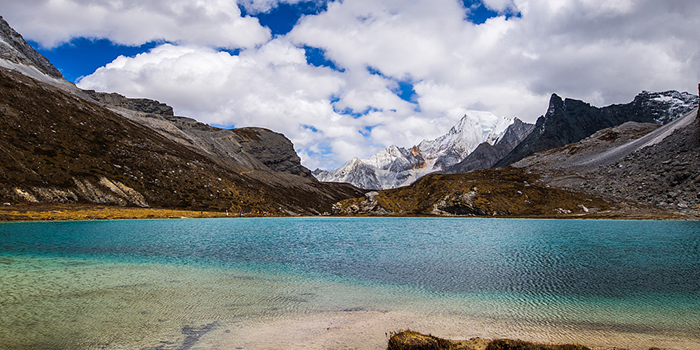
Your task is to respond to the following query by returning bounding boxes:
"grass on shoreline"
[0,203,247,222]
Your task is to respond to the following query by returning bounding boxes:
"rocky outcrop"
[0,16,62,78]
[332,190,394,215]
[495,91,699,167]
[83,90,174,116]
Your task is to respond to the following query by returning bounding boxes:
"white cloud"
[6,0,700,169]
[1,0,270,48]
[482,0,517,13]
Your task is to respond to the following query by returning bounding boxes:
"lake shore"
[161,309,698,350]
[0,202,696,222]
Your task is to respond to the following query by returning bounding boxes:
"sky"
[1,0,699,170]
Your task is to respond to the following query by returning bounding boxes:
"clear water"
[0,217,698,349]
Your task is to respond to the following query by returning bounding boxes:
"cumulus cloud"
[1,0,270,48]
[290,0,699,115]
[5,0,700,169]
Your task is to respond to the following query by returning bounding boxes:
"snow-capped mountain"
[314,112,530,190]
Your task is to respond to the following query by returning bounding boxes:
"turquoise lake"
[0,217,698,349]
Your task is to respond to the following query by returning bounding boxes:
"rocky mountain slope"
[495,91,699,167]
[0,17,362,215]
[512,106,700,214]
[315,113,533,190]
[84,90,314,179]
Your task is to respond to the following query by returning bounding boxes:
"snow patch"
[0,58,75,91]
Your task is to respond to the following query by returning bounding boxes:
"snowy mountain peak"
[315,111,524,190]
[418,112,514,168]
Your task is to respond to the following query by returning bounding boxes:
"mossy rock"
[388,331,455,350]
[486,339,589,350]
[388,331,592,350]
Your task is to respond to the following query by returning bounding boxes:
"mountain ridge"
[494,91,699,167]
[315,112,533,190]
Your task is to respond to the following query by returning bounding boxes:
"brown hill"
[333,166,613,218]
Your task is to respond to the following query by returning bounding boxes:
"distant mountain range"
[314,112,534,190]
[316,89,697,190]
[494,91,699,167]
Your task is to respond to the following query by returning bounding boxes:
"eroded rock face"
[232,127,313,178]
[0,16,62,78]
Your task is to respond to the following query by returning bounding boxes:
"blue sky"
[3,0,699,169]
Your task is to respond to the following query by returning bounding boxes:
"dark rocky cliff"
[495,91,699,167]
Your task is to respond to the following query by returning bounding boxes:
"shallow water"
[0,217,698,349]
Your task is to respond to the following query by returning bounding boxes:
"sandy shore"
[172,310,698,350]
